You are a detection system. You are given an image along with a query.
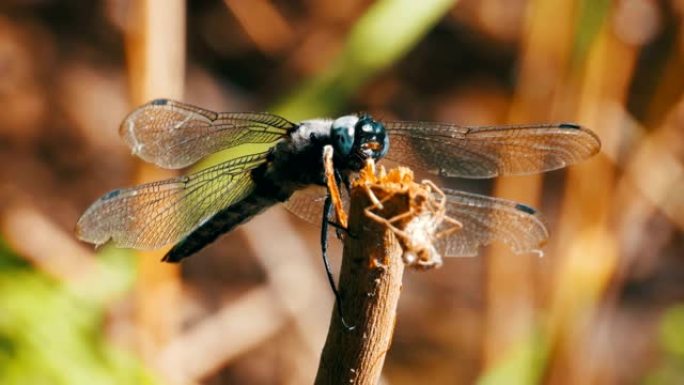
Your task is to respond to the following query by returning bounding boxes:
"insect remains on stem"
[357,160,462,270]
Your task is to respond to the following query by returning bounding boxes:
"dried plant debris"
[356,161,462,269]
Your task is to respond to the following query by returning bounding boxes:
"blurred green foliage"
[475,329,548,385]
[274,0,457,120]
[644,304,684,385]
[196,0,457,171]
[660,305,684,356]
[571,0,611,67]
[0,241,158,385]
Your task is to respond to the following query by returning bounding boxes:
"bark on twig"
[315,166,427,385]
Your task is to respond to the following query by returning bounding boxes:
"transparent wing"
[284,185,548,257]
[283,185,329,225]
[283,185,352,228]
[76,152,268,249]
[120,99,293,169]
[436,188,549,257]
[384,121,601,178]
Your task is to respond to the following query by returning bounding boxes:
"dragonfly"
[76,99,601,327]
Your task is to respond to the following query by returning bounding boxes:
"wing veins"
[77,152,269,248]
[384,121,600,178]
[440,188,548,256]
[134,166,250,243]
[121,100,293,168]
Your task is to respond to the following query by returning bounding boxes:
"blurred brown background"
[1,0,683,384]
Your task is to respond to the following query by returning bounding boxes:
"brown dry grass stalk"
[125,0,186,364]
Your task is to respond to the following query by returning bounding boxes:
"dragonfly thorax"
[331,114,389,171]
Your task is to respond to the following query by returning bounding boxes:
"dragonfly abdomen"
[162,192,281,263]
[161,151,319,263]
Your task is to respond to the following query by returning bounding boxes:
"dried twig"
[315,164,449,385]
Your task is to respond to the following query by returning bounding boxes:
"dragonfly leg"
[323,145,348,228]
[326,220,358,239]
[321,193,355,331]
[332,169,357,239]
[338,170,352,195]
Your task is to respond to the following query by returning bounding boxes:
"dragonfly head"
[331,114,389,170]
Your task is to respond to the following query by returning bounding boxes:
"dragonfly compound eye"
[354,115,389,160]
[331,115,358,157]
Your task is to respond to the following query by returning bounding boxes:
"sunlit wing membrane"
[384,122,601,178]
[283,185,329,225]
[76,152,269,249]
[283,184,351,226]
[120,99,293,169]
[435,188,549,257]
[284,183,547,256]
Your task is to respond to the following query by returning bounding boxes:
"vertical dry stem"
[314,179,412,385]
[125,0,186,364]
